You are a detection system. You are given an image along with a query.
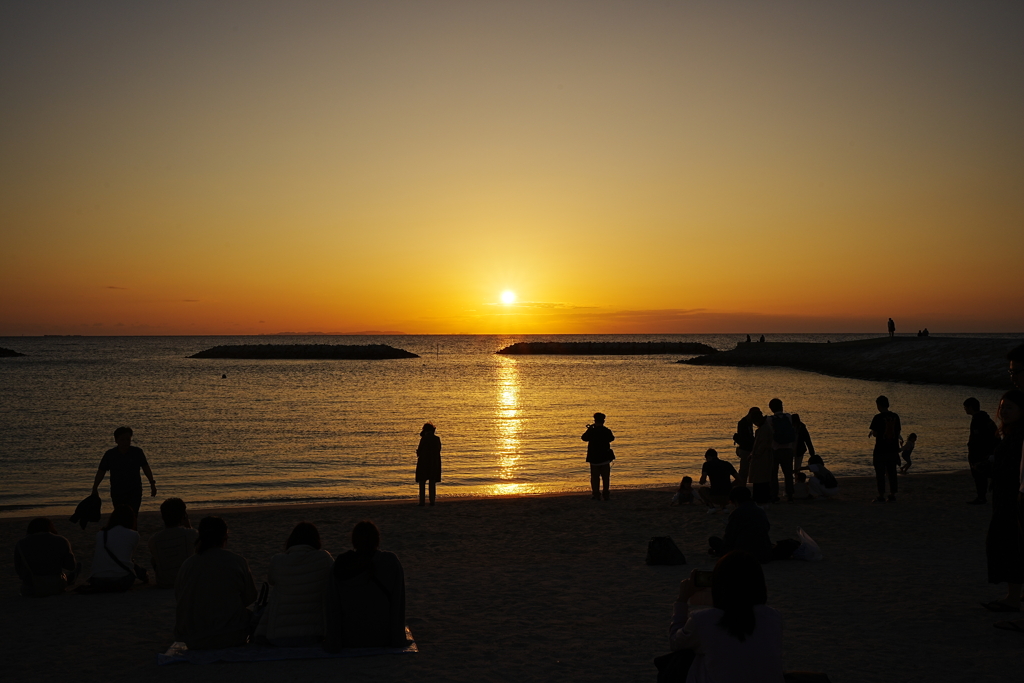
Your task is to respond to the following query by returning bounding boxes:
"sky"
[1,1,1022,335]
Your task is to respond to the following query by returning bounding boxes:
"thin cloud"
[105,286,128,290]
[182,299,200,303]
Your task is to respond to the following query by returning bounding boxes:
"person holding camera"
[582,412,615,500]
[666,551,783,682]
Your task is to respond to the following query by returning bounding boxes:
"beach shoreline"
[3,471,1020,683]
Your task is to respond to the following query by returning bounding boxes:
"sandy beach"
[3,472,1021,683]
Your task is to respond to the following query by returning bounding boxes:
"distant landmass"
[189,344,420,360]
[680,336,1020,389]
[272,331,407,336]
[0,347,25,357]
[496,341,719,355]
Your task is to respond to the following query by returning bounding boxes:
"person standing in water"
[92,426,156,516]
[582,412,615,500]
[415,423,442,506]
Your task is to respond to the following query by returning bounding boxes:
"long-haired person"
[175,516,258,649]
[982,390,1024,612]
[669,551,783,682]
[255,522,334,646]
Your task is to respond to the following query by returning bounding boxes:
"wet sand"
[1,472,1020,683]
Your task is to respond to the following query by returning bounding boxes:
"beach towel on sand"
[157,627,416,665]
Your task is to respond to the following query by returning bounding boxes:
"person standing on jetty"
[415,423,442,506]
[766,399,796,503]
[91,426,156,516]
[582,412,615,500]
[869,396,902,503]
[733,407,761,486]
[887,318,896,338]
[964,397,999,505]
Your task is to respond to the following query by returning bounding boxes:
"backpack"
[771,414,796,445]
[645,536,687,566]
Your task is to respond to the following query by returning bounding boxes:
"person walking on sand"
[964,399,1000,504]
[415,423,442,506]
[887,318,896,338]
[91,426,156,516]
[869,395,902,502]
[582,412,615,500]
[766,399,796,503]
[734,407,761,486]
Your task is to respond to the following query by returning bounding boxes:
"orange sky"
[2,1,1022,335]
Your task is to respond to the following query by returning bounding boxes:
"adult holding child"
[91,426,157,516]
[255,522,334,646]
[415,423,442,506]
[981,389,1024,613]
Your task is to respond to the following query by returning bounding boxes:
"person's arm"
[91,466,107,494]
[669,574,702,651]
[804,426,815,457]
[141,462,157,497]
[606,428,615,444]
[581,428,592,442]
[698,463,707,486]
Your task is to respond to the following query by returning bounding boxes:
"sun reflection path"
[489,357,534,495]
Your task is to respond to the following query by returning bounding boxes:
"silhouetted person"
[175,516,258,650]
[15,518,80,597]
[708,487,773,561]
[84,504,140,593]
[869,395,902,502]
[582,412,615,500]
[698,449,738,510]
[806,454,839,497]
[91,426,156,515]
[766,399,796,502]
[415,423,442,506]
[899,433,918,473]
[669,551,783,682]
[325,521,407,650]
[255,523,334,646]
[734,407,761,486]
[922,328,929,337]
[745,334,752,343]
[758,335,765,343]
[983,390,1024,612]
[672,476,695,505]
[887,318,895,338]
[149,498,198,588]
[791,413,815,474]
[749,413,773,505]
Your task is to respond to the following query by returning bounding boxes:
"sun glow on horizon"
[500,290,517,305]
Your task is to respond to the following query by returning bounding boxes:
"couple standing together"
[734,399,815,504]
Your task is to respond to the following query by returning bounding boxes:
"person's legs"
[886,457,899,497]
[970,463,988,502]
[872,455,887,499]
[590,465,601,499]
[600,464,610,499]
[736,448,751,485]
[428,481,436,505]
[770,456,780,502]
[419,482,426,506]
[808,478,824,497]
[777,448,795,499]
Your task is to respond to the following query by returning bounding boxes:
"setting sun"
[500,290,517,305]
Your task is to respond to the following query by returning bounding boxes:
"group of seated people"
[14,498,407,651]
[672,451,839,509]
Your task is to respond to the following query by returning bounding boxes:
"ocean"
[0,334,1012,518]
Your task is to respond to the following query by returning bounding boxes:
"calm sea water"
[0,334,1013,518]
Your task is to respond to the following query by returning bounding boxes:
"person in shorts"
[91,426,157,515]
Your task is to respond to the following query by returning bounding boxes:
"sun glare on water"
[500,290,517,305]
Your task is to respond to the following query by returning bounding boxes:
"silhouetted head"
[808,453,824,466]
[682,476,692,486]
[907,433,917,441]
[729,486,752,505]
[997,390,1024,433]
[103,504,137,531]
[286,522,321,550]
[876,395,890,410]
[963,397,980,414]
[113,426,133,448]
[712,551,768,642]
[196,516,228,554]
[704,448,718,461]
[747,407,762,419]
[1009,343,1024,390]
[352,520,380,553]
[593,412,606,424]
[27,518,57,536]
[791,413,801,424]
[420,422,436,437]
[752,413,767,427]
[159,498,189,528]
[768,398,783,413]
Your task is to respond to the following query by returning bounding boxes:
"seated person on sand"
[15,518,81,597]
[708,487,798,563]
[698,449,737,511]
[672,476,695,505]
[254,522,334,647]
[669,550,783,683]
[806,454,839,497]
[149,497,198,588]
[324,521,407,651]
[792,472,813,500]
[175,516,258,650]
[84,504,142,593]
